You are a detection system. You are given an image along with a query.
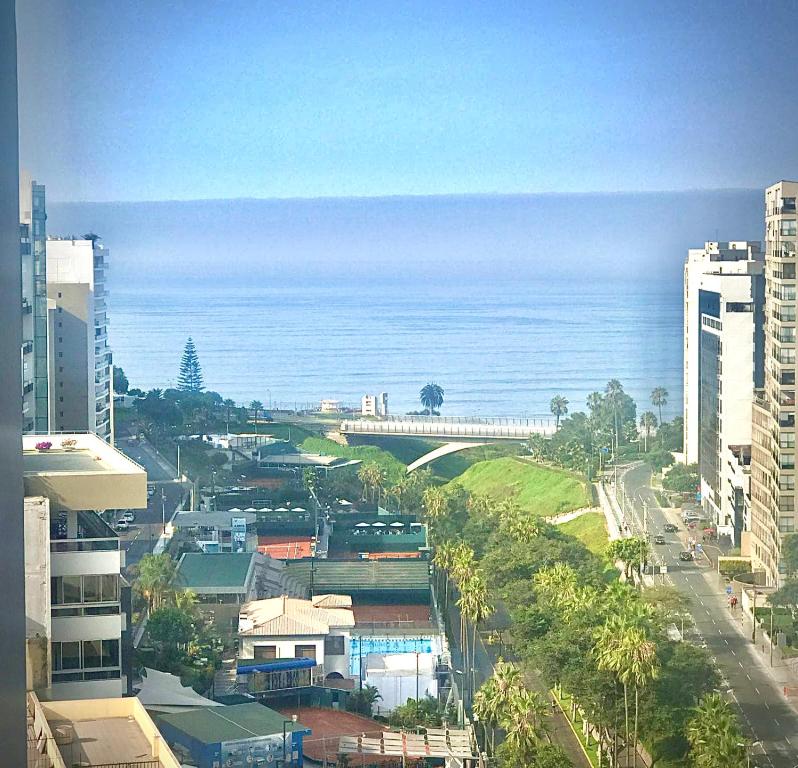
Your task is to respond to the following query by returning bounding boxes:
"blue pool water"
[349,637,433,676]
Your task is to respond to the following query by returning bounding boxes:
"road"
[619,462,798,768]
[114,435,187,571]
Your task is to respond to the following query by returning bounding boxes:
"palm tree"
[650,387,668,426]
[136,553,177,610]
[639,411,657,452]
[498,500,542,541]
[173,588,198,615]
[605,379,625,454]
[459,571,493,705]
[500,687,549,764]
[249,400,263,434]
[422,486,448,525]
[474,661,523,754]
[419,383,445,415]
[357,462,385,504]
[687,693,747,768]
[432,541,455,613]
[550,394,569,429]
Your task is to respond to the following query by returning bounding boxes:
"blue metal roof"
[237,657,317,674]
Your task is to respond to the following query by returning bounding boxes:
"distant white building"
[320,399,342,413]
[238,594,354,683]
[361,392,388,417]
[46,237,113,442]
[683,241,764,541]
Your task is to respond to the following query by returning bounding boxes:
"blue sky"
[18,0,798,203]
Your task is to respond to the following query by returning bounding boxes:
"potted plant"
[35,441,52,451]
[60,438,77,450]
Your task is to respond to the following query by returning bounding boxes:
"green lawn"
[447,456,590,517]
[559,512,609,555]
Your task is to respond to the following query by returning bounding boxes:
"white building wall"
[240,631,351,677]
[51,614,123,643]
[50,549,123,578]
[684,242,763,464]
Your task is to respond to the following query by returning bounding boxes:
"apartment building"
[46,237,114,442]
[683,242,764,543]
[23,433,147,700]
[750,181,798,584]
[361,392,388,417]
[19,174,49,434]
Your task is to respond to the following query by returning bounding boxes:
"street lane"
[619,462,798,768]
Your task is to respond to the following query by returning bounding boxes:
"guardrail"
[341,418,554,438]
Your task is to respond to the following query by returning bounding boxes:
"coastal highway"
[619,462,798,768]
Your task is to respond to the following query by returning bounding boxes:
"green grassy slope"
[559,512,609,555]
[448,456,590,517]
[298,435,407,484]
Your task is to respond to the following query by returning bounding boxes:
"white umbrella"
[355,522,370,528]
[259,507,271,512]
[275,506,289,512]
[338,499,352,506]
[410,522,423,527]
[292,507,306,512]
[244,507,256,512]
[390,521,405,528]
[229,507,242,512]
[372,522,387,527]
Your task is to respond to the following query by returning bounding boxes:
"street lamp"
[283,714,298,766]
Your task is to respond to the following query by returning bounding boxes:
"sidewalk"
[720,572,798,700]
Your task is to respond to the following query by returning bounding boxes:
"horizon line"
[47,185,767,207]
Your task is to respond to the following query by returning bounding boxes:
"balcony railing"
[51,537,119,553]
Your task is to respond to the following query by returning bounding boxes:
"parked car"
[147,486,155,498]
[654,534,666,545]
[115,520,129,532]
[663,523,678,532]
[679,550,694,561]
[120,511,136,523]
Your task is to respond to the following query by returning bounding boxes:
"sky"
[17,0,798,204]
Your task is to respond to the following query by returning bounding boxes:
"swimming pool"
[349,637,434,676]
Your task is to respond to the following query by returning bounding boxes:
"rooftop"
[284,558,431,594]
[170,509,257,529]
[23,433,147,511]
[156,702,308,745]
[29,693,181,768]
[176,552,256,591]
[239,594,354,636]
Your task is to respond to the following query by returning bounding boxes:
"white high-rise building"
[683,242,764,542]
[46,237,113,442]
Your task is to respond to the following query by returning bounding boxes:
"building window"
[324,636,346,656]
[780,220,797,237]
[52,575,119,605]
[254,645,277,661]
[295,644,317,661]
[53,641,81,671]
[779,517,795,533]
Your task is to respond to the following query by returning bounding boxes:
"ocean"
[109,278,683,419]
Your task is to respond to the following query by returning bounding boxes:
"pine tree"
[177,337,204,392]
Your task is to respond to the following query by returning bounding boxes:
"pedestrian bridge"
[340,415,556,441]
[405,441,488,473]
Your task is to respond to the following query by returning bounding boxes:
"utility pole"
[161,488,166,535]
[752,591,758,643]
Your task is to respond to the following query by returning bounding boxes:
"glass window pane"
[61,641,81,670]
[62,576,81,604]
[101,639,119,668]
[51,577,62,605]
[52,643,62,671]
[83,640,102,669]
[100,574,118,602]
[82,575,101,602]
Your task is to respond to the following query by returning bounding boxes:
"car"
[120,511,135,523]
[147,486,155,498]
[654,534,666,545]
[663,523,678,533]
[115,520,129,532]
[679,550,694,562]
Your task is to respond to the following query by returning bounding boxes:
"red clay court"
[278,707,423,766]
